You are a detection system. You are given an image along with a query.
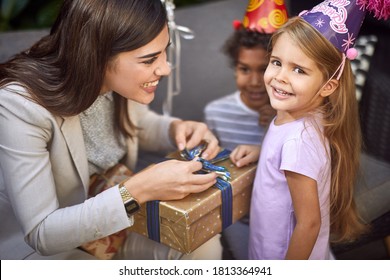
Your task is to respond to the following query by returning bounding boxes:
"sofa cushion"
[351,35,378,101]
[355,153,390,223]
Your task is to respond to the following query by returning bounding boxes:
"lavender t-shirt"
[248,116,331,259]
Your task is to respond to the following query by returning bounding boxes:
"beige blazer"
[0,85,176,259]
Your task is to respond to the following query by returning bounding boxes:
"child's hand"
[230,144,261,168]
[258,104,276,127]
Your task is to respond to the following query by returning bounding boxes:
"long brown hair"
[0,0,167,137]
[270,17,367,243]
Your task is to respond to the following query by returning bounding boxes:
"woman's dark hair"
[222,27,272,67]
[0,0,168,136]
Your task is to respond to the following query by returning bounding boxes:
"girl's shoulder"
[270,116,326,149]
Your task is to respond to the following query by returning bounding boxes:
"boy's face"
[235,47,270,111]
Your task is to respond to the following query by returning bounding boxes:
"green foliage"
[1,0,29,30]
[0,0,62,31]
[0,0,216,31]
[174,0,211,6]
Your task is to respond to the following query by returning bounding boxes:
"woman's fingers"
[200,135,219,160]
[184,178,217,195]
[170,120,220,160]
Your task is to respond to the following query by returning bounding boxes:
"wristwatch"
[118,183,140,217]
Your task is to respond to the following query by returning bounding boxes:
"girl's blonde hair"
[270,17,367,243]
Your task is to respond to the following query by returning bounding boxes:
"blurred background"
[0,0,214,31]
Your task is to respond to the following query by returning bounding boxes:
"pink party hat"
[300,0,390,60]
[234,0,289,33]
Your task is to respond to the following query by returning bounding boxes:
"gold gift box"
[129,154,256,254]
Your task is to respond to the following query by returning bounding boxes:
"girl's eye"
[293,67,305,74]
[270,59,281,67]
[143,57,158,65]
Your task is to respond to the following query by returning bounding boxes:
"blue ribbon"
[146,146,233,242]
[146,200,160,242]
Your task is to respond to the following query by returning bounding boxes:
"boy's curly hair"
[222,27,272,67]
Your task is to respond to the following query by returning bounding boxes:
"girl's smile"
[270,85,294,99]
[264,32,329,124]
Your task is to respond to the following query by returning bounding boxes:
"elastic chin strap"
[336,54,346,81]
[314,54,346,98]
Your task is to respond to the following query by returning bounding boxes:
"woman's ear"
[320,79,339,97]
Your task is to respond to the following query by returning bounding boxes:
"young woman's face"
[264,32,326,124]
[235,47,269,111]
[102,25,171,104]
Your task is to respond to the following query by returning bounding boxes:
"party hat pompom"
[357,0,390,20]
[346,48,358,60]
[232,19,242,30]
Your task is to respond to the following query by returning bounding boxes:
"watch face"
[125,200,140,215]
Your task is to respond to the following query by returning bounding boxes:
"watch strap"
[118,183,140,217]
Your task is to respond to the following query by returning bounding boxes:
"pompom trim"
[346,48,358,60]
[357,0,390,20]
[232,20,242,30]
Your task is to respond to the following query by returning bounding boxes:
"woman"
[0,0,221,260]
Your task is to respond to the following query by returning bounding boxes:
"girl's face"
[101,25,171,104]
[235,47,269,111]
[264,32,327,125]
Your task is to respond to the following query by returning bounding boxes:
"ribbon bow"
[180,143,231,181]
[146,145,234,243]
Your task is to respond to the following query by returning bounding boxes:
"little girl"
[230,9,376,258]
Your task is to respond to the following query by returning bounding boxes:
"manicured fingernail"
[178,143,185,151]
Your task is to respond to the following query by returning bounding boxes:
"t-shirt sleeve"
[280,138,325,182]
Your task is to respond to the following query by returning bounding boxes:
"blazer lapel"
[57,115,89,192]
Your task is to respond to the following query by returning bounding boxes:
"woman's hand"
[169,120,219,160]
[230,144,261,168]
[124,159,217,204]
